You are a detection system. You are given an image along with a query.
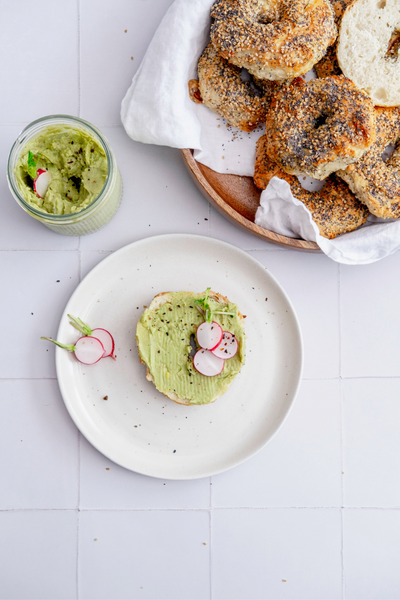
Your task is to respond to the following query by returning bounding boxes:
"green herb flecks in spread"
[15,125,108,215]
[136,291,245,405]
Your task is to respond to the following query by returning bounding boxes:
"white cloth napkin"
[121,0,400,265]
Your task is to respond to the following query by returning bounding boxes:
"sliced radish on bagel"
[211,331,238,359]
[196,320,223,351]
[193,349,225,377]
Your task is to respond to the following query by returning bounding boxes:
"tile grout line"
[209,478,213,600]
[1,507,400,512]
[77,3,81,597]
[338,262,345,600]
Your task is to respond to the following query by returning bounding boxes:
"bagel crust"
[337,0,400,106]
[254,135,369,238]
[337,107,400,219]
[264,76,376,180]
[314,0,353,78]
[210,0,337,80]
[190,43,267,132]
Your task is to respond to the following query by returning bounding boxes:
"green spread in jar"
[136,291,246,405]
[15,125,108,215]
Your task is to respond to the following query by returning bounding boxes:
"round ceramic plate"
[56,234,303,479]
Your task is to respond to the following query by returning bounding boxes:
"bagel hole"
[189,334,197,358]
[381,143,395,162]
[314,114,328,129]
[240,68,251,82]
[296,175,326,193]
[386,30,400,59]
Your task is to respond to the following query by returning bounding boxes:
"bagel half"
[337,0,400,106]
[136,291,246,406]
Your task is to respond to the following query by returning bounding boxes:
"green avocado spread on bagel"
[136,290,246,405]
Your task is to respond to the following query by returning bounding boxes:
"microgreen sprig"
[195,287,235,322]
[27,151,39,179]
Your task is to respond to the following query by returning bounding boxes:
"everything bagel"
[254,135,370,238]
[188,43,267,131]
[210,0,337,80]
[337,107,400,219]
[264,76,376,180]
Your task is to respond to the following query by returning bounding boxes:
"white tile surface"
[343,509,400,599]
[341,254,400,377]
[0,510,77,600]
[343,378,400,507]
[79,510,210,599]
[80,128,209,251]
[212,380,342,508]
[249,250,340,379]
[1,1,400,598]
[80,0,175,126]
[0,1,79,123]
[80,435,211,509]
[209,203,281,251]
[1,251,80,378]
[212,508,342,600]
[0,380,78,509]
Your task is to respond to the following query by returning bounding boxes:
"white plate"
[56,234,303,479]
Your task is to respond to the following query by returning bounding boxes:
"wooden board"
[181,148,320,251]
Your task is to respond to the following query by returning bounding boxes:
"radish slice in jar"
[211,332,238,359]
[196,321,223,351]
[193,349,225,377]
[33,169,51,198]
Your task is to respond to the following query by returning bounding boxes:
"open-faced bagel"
[210,0,337,81]
[136,291,246,406]
[337,107,400,219]
[264,76,376,180]
[337,0,400,106]
[254,135,370,238]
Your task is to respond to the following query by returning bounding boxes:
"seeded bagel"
[136,291,246,406]
[254,134,369,238]
[210,0,337,81]
[337,107,400,218]
[264,76,376,180]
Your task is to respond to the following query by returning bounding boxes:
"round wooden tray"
[181,148,319,251]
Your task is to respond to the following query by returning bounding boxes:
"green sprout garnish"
[27,151,39,179]
[195,287,235,322]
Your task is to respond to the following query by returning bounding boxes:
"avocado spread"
[136,291,246,405]
[15,125,107,215]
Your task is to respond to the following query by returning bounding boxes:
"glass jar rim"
[7,114,114,223]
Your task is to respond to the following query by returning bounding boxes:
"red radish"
[41,336,105,365]
[68,314,115,359]
[193,349,225,377]
[33,169,51,198]
[196,321,223,351]
[211,332,238,359]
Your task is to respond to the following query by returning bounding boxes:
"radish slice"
[91,328,115,359]
[33,169,51,198]
[41,335,104,365]
[74,336,105,364]
[193,349,225,377]
[211,332,238,359]
[196,321,223,351]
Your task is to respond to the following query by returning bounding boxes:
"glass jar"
[7,115,123,236]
